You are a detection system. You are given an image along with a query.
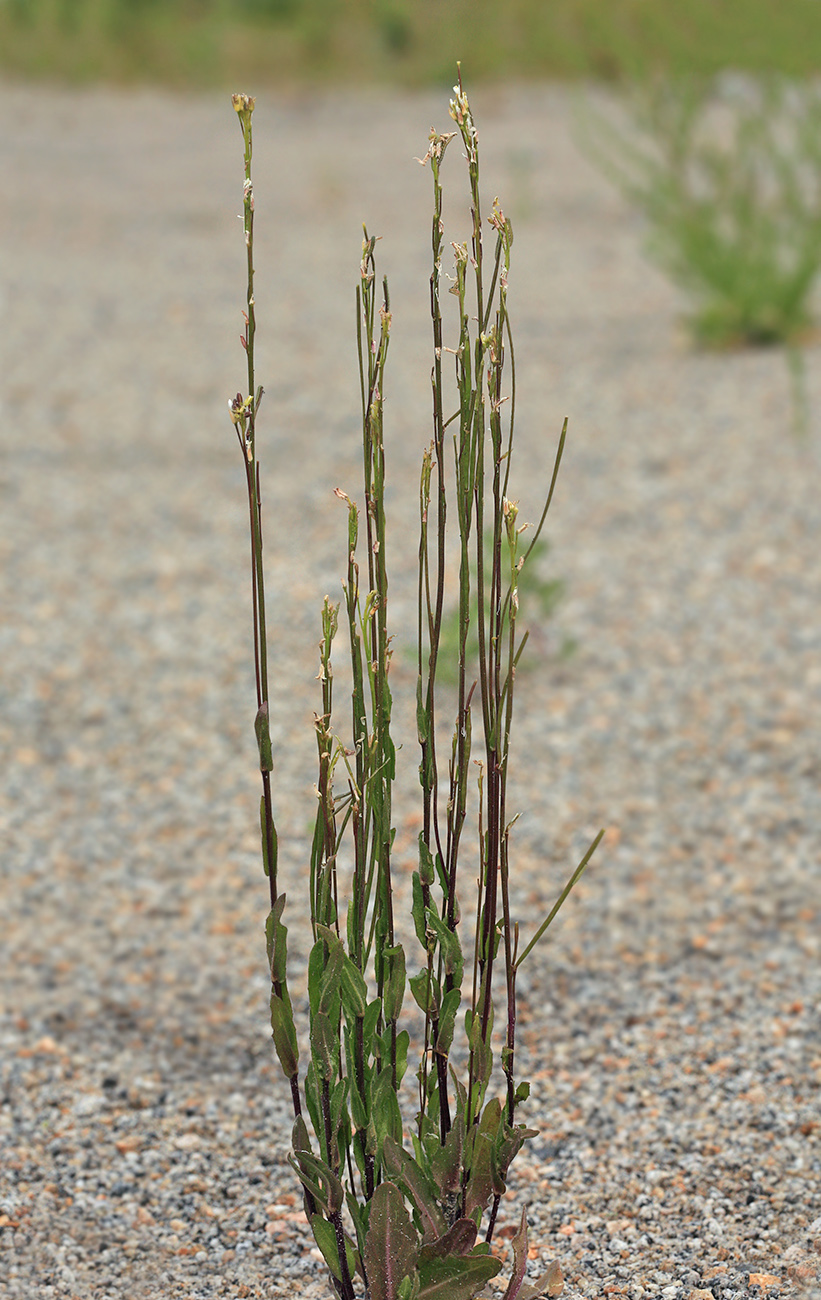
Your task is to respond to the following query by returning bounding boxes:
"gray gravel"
[0,80,819,1299]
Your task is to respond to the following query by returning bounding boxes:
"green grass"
[4,0,821,87]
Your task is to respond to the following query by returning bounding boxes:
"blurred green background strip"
[2,0,821,87]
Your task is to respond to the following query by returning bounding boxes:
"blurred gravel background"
[0,82,819,1299]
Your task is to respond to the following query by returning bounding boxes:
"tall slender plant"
[230,78,602,1300]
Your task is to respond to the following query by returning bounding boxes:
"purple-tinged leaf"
[383,1135,446,1242]
[364,1181,418,1300]
[417,1251,502,1299]
[500,1207,528,1299]
[418,1217,477,1264]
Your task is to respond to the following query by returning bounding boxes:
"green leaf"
[372,1064,403,1158]
[435,986,461,1056]
[428,1108,464,1195]
[383,1134,446,1242]
[288,1147,344,1216]
[464,1099,501,1221]
[345,1022,371,1130]
[364,1181,419,1300]
[412,873,428,947]
[259,794,277,876]
[317,940,344,1018]
[304,1062,322,1146]
[418,836,436,887]
[399,1275,421,1300]
[330,1076,350,1135]
[363,997,381,1046]
[426,909,464,985]
[410,969,439,1017]
[382,943,407,1023]
[264,895,288,983]
[395,1029,410,1087]
[308,939,326,1018]
[416,678,429,744]
[254,701,274,772]
[417,1252,502,1300]
[465,993,494,1100]
[340,954,369,1020]
[269,990,298,1078]
[310,1011,338,1082]
[494,1121,539,1193]
[311,1214,359,1286]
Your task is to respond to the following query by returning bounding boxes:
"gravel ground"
[0,80,819,1300]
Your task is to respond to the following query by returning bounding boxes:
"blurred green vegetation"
[2,0,821,87]
[578,75,821,348]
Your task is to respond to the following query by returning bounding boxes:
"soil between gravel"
[0,81,819,1300]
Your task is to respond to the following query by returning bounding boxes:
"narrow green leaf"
[310,1011,337,1082]
[416,677,429,744]
[418,835,436,886]
[269,991,298,1078]
[289,1147,345,1216]
[292,1113,312,1154]
[395,1029,410,1087]
[311,1214,359,1286]
[317,939,344,1017]
[340,953,369,1019]
[254,701,274,772]
[398,1275,420,1300]
[426,909,464,985]
[372,1064,403,1157]
[382,943,406,1022]
[435,986,461,1056]
[514,829,603,970]
[500,1207,528,1300]
[363,997,381,1046]
[259,795,270,875]
[364,1181,419,1300]
[264,894,287,981]
[330,1076,350,1135]
[308,938,326,1018]
[412,873,428,947]
[304,1062,322,1145]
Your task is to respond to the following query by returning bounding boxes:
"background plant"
[231,81,602,1300]
[578,74,821,350]
[5,0,821,87]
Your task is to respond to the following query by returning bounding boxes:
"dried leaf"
[518,1259,563,1300]
[500,1208,528,1299]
